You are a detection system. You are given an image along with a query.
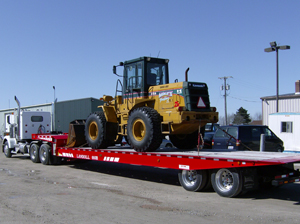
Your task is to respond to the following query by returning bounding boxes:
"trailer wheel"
[211,168,243,198]
[178,170,208,192]
[3,142,12,158]
[30,144,40,163]
[85,112,109,149]
[127,107,162,152]
[169,131,199,149]
[39,144,51,165]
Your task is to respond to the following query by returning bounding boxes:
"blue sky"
[1,0,299,119]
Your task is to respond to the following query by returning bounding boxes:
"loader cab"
[121,57,169,99]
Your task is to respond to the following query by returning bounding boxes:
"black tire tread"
[127,107,162,152]
[85,112,110,149]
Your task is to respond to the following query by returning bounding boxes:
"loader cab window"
[125,63,143,91]
[147,63,168,86]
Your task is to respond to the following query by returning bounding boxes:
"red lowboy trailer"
[27,133,300,198]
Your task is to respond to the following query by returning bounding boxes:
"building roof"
[0,97,101,112]
[260,93,300,100]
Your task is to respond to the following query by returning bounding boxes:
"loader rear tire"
[170,131,198,149]
[127,107,162,152]
[85,112,109,149]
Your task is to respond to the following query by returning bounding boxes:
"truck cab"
[3,110,51,157]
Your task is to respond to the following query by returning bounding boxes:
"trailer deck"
[29,133,300,197]
[55,146,300,170]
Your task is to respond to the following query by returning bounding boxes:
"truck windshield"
[147,63,167,86]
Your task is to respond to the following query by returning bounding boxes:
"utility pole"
[218,76,233,125]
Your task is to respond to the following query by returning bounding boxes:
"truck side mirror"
[113,65,117,74]
[7,116,10,124]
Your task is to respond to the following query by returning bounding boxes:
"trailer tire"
[178,170,208,192]
[127,107,162,152]
[30,143,40,163]
[3,142,12,158]
[85,112,109,149]
[39,144,51,165]
[211,168,243,198]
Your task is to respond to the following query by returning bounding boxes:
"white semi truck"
[2,96,51,159]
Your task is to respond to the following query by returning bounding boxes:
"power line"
[228,95,260,103]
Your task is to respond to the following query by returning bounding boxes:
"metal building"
[0,97,103,136]
[261,80,300,126]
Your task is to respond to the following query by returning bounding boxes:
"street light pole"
[276,47,279,112]
[53,86,56,132]
[264,41,290,113]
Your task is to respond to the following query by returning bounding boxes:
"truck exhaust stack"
[14,96,21,140]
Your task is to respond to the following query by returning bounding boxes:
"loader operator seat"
[147,73,157,86]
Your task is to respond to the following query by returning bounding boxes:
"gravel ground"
[0,150,300,224]
[0,138,300,224]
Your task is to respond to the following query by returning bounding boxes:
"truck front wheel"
[178,170,208,192]
[3,142,12,158]
[30,144,40,163]
[211,168,243,197]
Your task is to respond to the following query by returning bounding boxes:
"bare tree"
[251,112,262,121]
[219,113,234,125]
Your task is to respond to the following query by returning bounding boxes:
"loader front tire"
[127,107,162,152]
[85,112,109,149]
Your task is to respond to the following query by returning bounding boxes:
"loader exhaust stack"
[185,68,189,81]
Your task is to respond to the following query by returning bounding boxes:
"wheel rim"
[40,147,46,162]
[4,144,9,155]
[132,118,146,141]
[89,121,98,140]
[31,145,37,160]
[181,170,197,187]
[215,169,234,192]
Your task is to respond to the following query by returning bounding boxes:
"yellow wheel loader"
[84,57,218,152]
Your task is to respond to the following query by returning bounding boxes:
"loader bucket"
[66,120,87,148]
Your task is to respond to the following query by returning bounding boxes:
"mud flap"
[66,120,86,148]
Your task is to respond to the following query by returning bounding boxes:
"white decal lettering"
[77,155,90,159]
[159,91,172,102]
[179,165,190,170]
[62,153,74,158]
[103,156,120,163]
